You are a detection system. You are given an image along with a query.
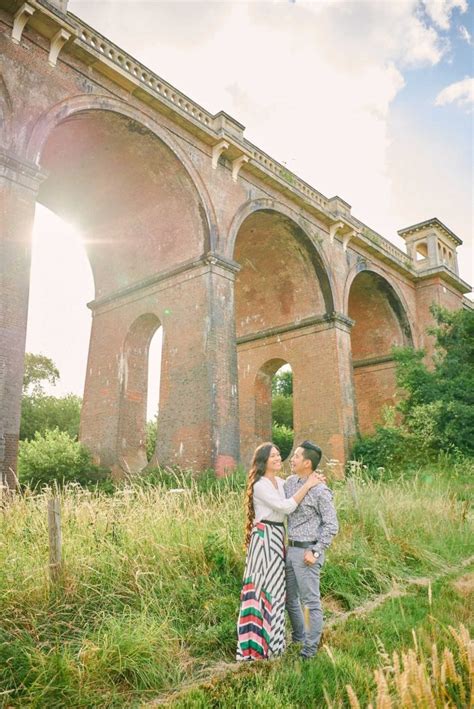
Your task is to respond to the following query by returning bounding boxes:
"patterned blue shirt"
[284,475,339,557]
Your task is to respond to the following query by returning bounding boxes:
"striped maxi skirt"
[236,520,286,661]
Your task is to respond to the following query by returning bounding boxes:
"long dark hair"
[244,442,277,549]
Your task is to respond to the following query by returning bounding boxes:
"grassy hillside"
[0,461,472,707]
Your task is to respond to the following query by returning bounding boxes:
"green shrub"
[271,394,293,428]
[145,417,157,461]
[351,425,406,471]
[20,393,82,441]
[18,429,108,489]
[272,422,294,460]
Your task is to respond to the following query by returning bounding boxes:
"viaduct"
[1,0,471,485]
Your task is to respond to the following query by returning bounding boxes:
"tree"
[272,369,293,397]
[272,395,293,428]
[23,353,60,396]
[393,305,474,456]
[20,353,82,441]
[20,394,82,441]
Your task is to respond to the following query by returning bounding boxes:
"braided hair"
[243,442,278,549]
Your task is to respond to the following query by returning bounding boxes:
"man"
[284,441,339,660]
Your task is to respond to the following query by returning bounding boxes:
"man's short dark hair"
[299,441,322,471]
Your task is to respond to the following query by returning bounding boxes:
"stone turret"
[398,217,462,275]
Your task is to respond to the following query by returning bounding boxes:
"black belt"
[259,520,285,528]
[288,539,317,548]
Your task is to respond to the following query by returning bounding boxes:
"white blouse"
[253,476,298,524]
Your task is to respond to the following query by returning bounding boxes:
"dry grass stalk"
[346,683,361,709]
[345,625,471,709]
[374,668,392,709]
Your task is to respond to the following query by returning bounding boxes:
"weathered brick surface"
[348,270,411,433]
[0,173,39,487]
[0,6,469,483]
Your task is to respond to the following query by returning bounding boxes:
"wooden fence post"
[48,497,62,582]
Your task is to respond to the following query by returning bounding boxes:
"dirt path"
[145,555,474,707]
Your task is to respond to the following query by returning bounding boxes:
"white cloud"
[400,14,446,66]
[435,76,474,110]
[422,0,468,30]
[459,24,473,45]
[288,1,447,69]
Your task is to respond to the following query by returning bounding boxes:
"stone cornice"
[398,218,462,246]
[413,266,471,295]
[353,354,394,369]
[236,312,354,346]
[87,252,240,311]
[0,149,48,191]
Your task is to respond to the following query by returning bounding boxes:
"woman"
[236,442,322,661]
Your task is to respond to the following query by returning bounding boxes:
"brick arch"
[116,313,161,476]
[343,263,414,344]
[231,202,334,333]
[24,94,217,252]
[346,267,413,435]
[30,106,212,299]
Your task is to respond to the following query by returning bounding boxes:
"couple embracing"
[236,440,338,662]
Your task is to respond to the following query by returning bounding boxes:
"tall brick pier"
[1,0,471,485]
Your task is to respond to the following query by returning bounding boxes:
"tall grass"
[171,567,473,707]
[345,624,472,709]
[0,462,472,706]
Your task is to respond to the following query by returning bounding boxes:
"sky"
[26,0,473,415]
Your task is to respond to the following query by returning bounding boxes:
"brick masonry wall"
[0,176,37,487]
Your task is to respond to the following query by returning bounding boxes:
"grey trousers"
[285,546,324,657]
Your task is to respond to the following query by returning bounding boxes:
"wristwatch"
[312,550,320,559]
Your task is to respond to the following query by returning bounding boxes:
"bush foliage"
[145,417,158,461]
[272,422,294,460]
[271,394,293,429]
[18,429,107,489]
[20,393,81,441]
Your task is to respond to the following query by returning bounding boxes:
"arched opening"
[271,363,294,460]
[415,241,428,262]
[255,359,286,445]
[348,270,413,435]
[117,314,161,475]
[145,326,163,463]
[234,208,333,464]
[27,107,209,472]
